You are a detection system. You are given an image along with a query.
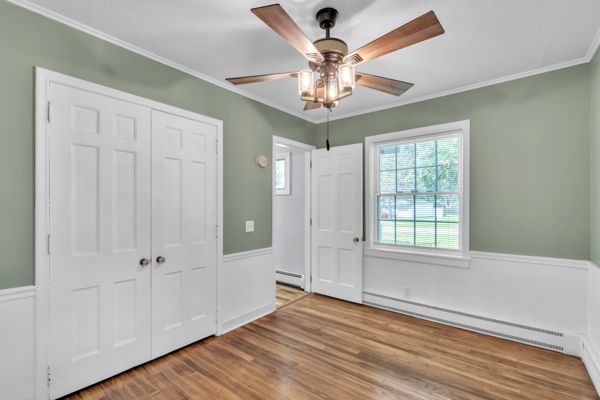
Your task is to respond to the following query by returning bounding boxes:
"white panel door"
[151,110,217,358]
[311,144,363,303]
[48,83,152,398]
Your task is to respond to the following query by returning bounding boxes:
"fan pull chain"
[326,110,331,151]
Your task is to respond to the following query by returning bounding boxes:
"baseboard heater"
[276,270,304,288]
[363,291,580,355]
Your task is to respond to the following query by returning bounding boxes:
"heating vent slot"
[276,270,303,278]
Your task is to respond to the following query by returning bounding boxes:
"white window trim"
[275,152,291,195]
[365,120,470,261]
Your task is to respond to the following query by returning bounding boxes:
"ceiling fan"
[226,4,445,111]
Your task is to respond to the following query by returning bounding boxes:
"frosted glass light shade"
[339,64,355,90]
[298,70,314,96]
[325,77,339,104]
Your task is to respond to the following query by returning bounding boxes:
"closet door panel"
[48,83,152,399]
[151,110,217,358]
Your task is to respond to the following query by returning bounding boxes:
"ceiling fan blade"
[226,72,298,85]
[251,4,324,63]
[303,101,321,111]
[356,73,413,96]
[344,11,444,65]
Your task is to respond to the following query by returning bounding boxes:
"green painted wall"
[315,65,591,260]
[591,51,600,265]
[0,0,595,289]
[0,1,314,289]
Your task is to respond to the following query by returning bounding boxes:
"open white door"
[311,143,363,303]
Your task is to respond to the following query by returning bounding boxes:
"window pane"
[378,221,395,244]
[416,166,436,192]
[437,163,458,192]
[378,196,395,221]
[436,194,459,223]
[415,221,435,247]
[436,223,459,249]
[415,195,435,221]
[397,168,415,193]
[377,196,396,244]
[416,140,435,167]
[437,137,459,164]
[397,143,415,169]
[395,195,414,245]
[275,159,286,190]
[379,170,396,193]
[379,145,396,170]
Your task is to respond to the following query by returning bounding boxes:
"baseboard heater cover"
[363,291,579,354]
[276,270,304,288]
[275,270,303,278]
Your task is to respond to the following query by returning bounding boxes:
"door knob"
[156,256,166,264]
[353,237,360,243]
[139,258,150,267]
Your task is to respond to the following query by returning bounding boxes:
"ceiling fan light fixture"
[298,69,315,96]
[228,5,443,111]
[339,64,355,90]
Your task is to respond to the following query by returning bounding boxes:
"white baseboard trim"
[363,290,581,356]
[222,247,272,262]
[582,337,600,395]
[275,270,304,288]
[0,285,36,400]
[219,302,275,335]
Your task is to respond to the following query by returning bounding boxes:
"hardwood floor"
[276,283,308,308]
[64,294,598,400]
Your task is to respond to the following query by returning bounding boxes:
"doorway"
[272,136,314,307]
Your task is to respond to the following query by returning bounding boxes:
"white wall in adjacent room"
[274,145,305,276]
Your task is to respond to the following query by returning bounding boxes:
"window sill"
[364,246,471,269]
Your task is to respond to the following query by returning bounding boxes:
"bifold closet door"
[48,83,152,399]
[151,110,218,358]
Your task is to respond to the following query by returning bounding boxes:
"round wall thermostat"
[256,154,268,168]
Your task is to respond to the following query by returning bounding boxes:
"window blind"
[376,135,462,250]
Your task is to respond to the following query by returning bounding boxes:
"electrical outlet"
[245,220,255,233]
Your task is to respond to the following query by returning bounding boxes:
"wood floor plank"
[63,294,598,400]
[276,283,308,308]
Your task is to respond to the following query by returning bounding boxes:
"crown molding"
[5,0,318,123]
[7,0,600,126]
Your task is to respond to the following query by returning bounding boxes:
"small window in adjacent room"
[275,152,291,195]
[366,121,470,257]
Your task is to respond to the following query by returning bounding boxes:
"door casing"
[35,67,223,400]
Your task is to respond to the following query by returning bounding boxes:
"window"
[275,152,290,195]
[367,121,469,257]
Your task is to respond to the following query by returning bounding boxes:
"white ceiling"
[15,0,600,122]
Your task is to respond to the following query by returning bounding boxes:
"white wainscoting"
[363,249,589,355]
[584,264,600,394]
[0,286,35,400]
[218,248,275,334]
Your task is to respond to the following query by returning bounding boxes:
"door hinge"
[47,366,51,387]
[310,160,312,168]
[47,101,51,123]
[47,234,50,255]
[216,138,218,154]
[216,224,219,238]
[310,218,312,226]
